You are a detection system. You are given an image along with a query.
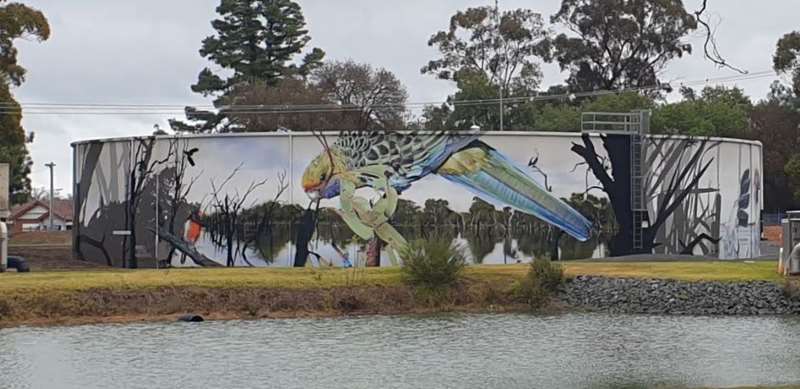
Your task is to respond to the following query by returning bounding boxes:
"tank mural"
[300,130,592,266]
[71,131,763,268]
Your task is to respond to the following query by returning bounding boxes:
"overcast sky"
[11,0,798,195]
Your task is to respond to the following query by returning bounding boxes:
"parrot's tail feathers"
[439,145,593,242]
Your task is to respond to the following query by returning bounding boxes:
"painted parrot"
[301,130,593,242]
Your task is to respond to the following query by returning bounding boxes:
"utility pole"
[1,163,9,272]
[45,162,55,231]
[155,174,159,269]
[495,0,504,131]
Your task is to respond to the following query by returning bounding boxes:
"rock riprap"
[560,276,800,315]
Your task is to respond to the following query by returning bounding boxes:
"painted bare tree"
[527,150,568,260]
[208,163,267,267]
[157,138,203,265]
[571,134,716,256]
[122,137,174,268]
[244,170,288,264]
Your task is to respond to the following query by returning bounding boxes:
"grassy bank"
[0,261,783,292]
[0,268,523,328]
[0,261,786,327]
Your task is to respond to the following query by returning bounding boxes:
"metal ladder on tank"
[581,110,650,251]
[630,111,649,250]
[631,127,645,250]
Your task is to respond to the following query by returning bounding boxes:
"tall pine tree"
[172,0,324,133]
[0,1,50,204]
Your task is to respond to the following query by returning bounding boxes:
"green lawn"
[564,261,784,283]
[0,261,784,293]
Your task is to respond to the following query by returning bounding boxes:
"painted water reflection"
[174,224,608,267]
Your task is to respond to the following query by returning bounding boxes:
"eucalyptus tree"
[551,0,697,93]
[774,31,800,96]
[421,6,551,130]
[0,1,49,203]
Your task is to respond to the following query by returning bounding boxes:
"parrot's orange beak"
[303,180,320,193]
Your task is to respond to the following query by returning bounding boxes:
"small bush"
[0,299,11,319]
[517,259,564,309]
[530,259,565,291]
[400,239,466,289]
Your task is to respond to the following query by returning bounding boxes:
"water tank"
[782,211,800,275]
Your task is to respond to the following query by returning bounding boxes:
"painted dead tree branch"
[147,227,220,267]
[245,170,288,264]
[527,152,567,261]
[78,207,114,266]
[571,134,624,255]
[571,133,716,256]
[527,151,553,192]
[123,137,174,268]
[208,163,268,267]
[158,137,203,265]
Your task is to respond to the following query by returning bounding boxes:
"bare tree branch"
[694,0,748,74]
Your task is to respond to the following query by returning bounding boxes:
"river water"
[1,313,799,389]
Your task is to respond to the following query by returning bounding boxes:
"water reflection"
[1,313,799,388]
[176,224,609,267]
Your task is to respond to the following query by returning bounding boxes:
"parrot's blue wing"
[437,141,593,241]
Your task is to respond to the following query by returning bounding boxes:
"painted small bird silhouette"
[302,130,592,241]
[185,147,199,166]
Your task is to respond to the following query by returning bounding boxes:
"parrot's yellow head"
[302,151,341,199]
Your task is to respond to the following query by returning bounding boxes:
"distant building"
[8,199,73,233]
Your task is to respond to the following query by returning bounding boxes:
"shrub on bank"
[400,239,466,289]
[0,299,10,320]
[517,259,564,309]
[784,279,800,302]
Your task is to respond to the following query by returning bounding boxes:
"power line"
[0,70,779,116]
[0,70,776,112]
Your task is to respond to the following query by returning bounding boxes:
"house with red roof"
[8,199,73,234]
